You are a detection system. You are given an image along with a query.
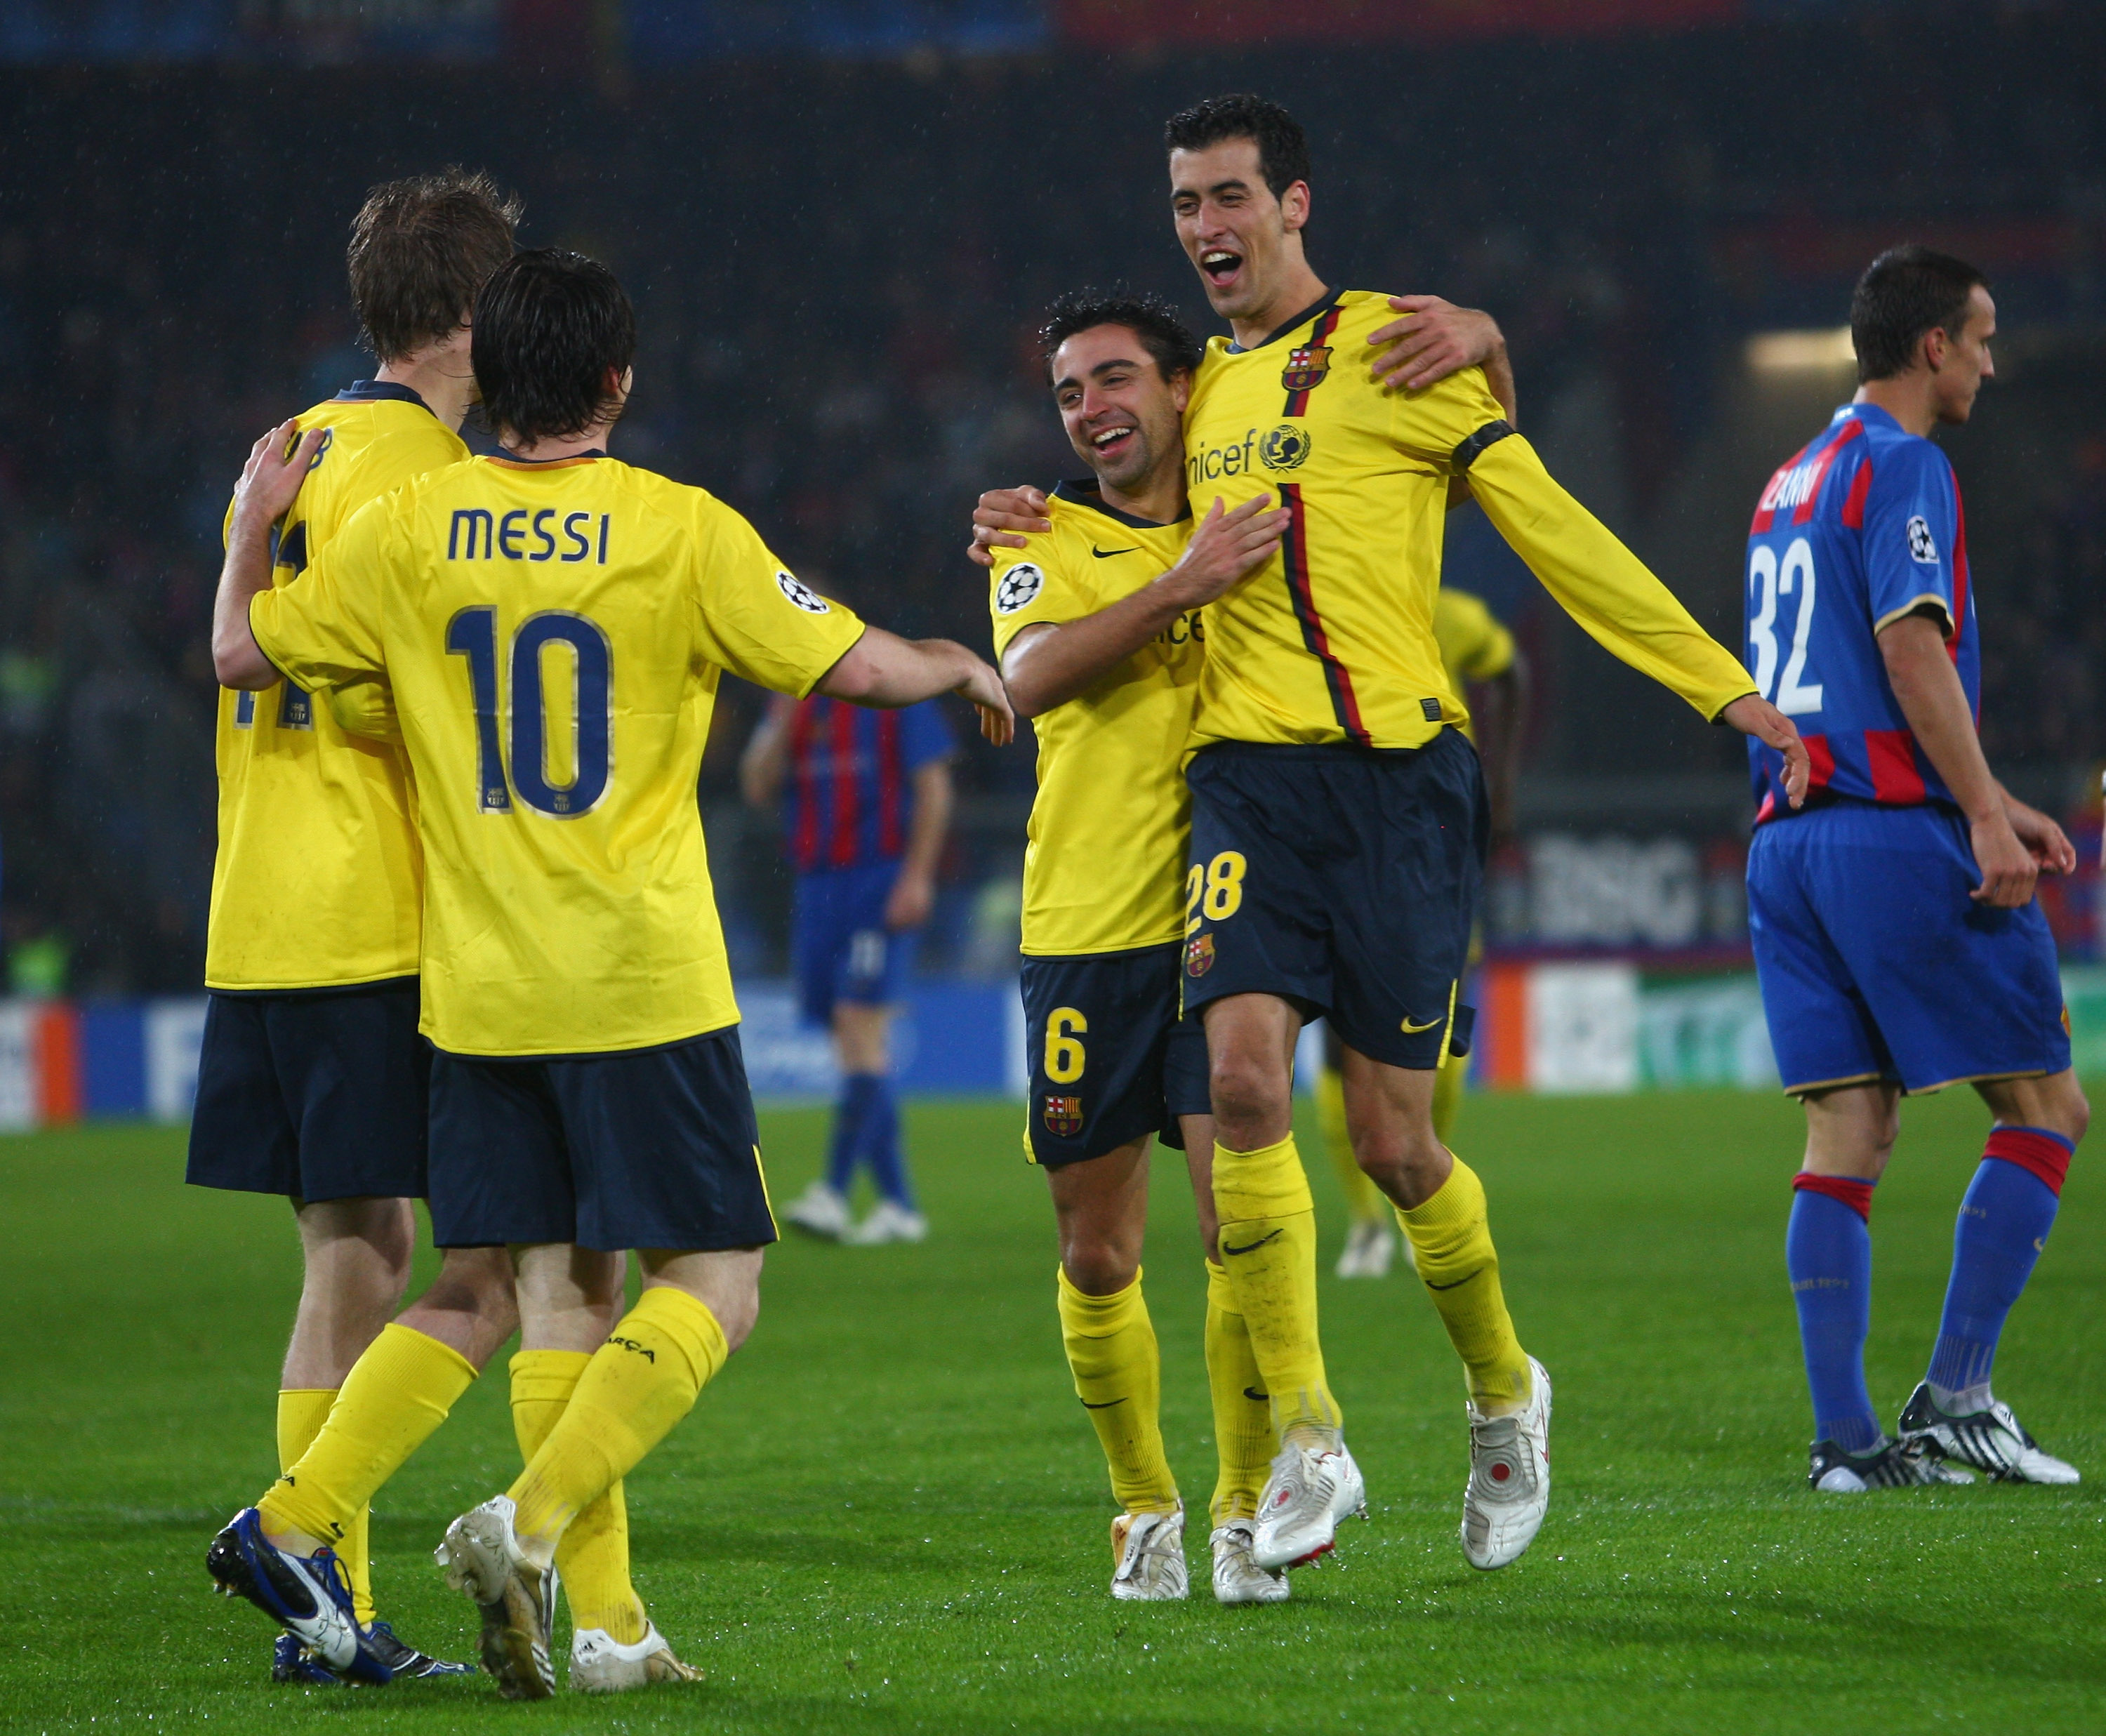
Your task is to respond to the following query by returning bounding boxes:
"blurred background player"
[744,678,955,1245]
[1744,246,2087,1492]
[1319,583,1528,1278]
[186,170,522,1685]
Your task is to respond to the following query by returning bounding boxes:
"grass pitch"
[1,1087,2101,1734]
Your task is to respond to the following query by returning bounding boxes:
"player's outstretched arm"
[1000,496,1288,718]
[213,419,327,689]
[1879,611,2048,906]
[819,628,1014,746]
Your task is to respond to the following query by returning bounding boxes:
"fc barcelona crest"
[1185,933,1216,977]
[1280,343,1332,393]
[1043,1094,1084,1137]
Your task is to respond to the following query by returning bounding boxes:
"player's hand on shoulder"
[968,485,1050,569]
[1718,694,1811,809]
[1163,496,1290,606]
[951,649,1016,746]
[1969,809,2039,908]
[2002,797,2077,878]
[1369,296,1507,394]
[232,418,327,536]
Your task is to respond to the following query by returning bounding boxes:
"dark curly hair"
[1038,289,1203,387]
[473,249,635,447]
[347,168,520,364]
[1163,93,1311,202]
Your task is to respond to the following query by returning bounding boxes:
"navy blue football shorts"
[426,1027,779,1252]
[186,976,430,1202]
[1748,798,2071,1096]
[1182,732,1485,1071]
[792,862,915,1026]
[1019,941,1212,1168]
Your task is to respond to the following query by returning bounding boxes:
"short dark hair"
[1850,245,1990,383]
[1039,289,1203,387]
[472,249,636,446]
[347,168,520,364]
[1163,93,1311,202]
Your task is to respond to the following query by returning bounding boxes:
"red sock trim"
[1792,1171,1874,1221]
[1984,1127,2073,1196]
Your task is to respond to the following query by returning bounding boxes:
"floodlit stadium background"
[2,0,2105,1118]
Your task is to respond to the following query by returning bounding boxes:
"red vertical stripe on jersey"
[1804,732,1834,791]
[1839,455,1874,529]
[1949,478,1971,672]
[828,701,861,868]
[1865,729,1926,804]
[1282,304,1344,418]
[790,701,819,872]
[1790,418,1862,525]
[1279,484,1370,747]
[876,710,903,857]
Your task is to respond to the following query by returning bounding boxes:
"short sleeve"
[899,699,955,770]
[989,536,1095,659]
[249,491,394,694]
[689,501,866,694]
[1861,442,1959,636]
[1387,357,1511,471]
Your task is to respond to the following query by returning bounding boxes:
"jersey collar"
[487,448,608,468]
[1837,401,1901,433]
[1226,286,1342,355]
[334,379,434,413]
[1050,476,1191,531]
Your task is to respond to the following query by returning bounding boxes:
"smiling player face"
[1050,324,1190,496]
[1169,137,1311,325]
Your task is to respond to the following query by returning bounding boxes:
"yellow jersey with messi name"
[251,451,866,1058]
[1181,289,1755,752]
[988,479,1200,957]
[206,382,464,991]
[1433,587,1516,746]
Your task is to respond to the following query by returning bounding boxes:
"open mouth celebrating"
[1200,247,1244,291]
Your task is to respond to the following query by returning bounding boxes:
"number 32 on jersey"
[1747,537,1824,717]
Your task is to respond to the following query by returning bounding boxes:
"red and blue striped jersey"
[1744,402,1978,823]
[785,696,953,873]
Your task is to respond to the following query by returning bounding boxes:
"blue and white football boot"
[206,1508,394,1685]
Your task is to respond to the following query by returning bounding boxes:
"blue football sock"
[1925,1127,2071,1400]
[859,1075,913,1209]
[1787,1176,1881,1455]
[826,1073,880,1196]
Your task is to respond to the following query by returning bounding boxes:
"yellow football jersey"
[251,452,866,1058]
[206,383,464,991]
[1181,289,1754,752]
[1432,587,1516,746]
[989,480,1200,957]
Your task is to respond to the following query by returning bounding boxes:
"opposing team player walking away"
[208,249,1012,1699]
[743,688,955,1245]
[1744,246,2086,1492]
[188,171,523,1687]
[1153,94,1806,1574]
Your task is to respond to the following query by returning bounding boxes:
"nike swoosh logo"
[1243,1386,1270,1404]
[1080,1398,1126,1410]
[1221,1230,1284,1256]
[1401,1016,1441,1034]
[1092,545,1138,559]
[1425,1275,1477,1290]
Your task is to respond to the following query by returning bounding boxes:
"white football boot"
[1251,1439,1366,1570]
[843,1199,928,1245]
[570,1622,704,1692]
[1897,1382,2077,1484]
[1808,1434,1974,1492]
[435,1495,558,1700]
[1461,1356,1553,1570]
[1335,1219,1398,1279]
[1209,1521,1290,1605]
[783,1181,852,1240]
[1109,1505,1188,1601]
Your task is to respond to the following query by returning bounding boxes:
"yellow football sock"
[508,1285,729,1564]
[1431,1049,1467,1148]
[259,1326,477,1551]
[276,1388,375,1622]
[1203,1260,1274,1524]
[1317,1065,1389,1226]
[1212,1135,1339,1443]
[1055,1267,1178,1515]
[510,1351,647,1645]
[1398,1156,1532,1410]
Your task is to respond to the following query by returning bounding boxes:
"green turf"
[1,1089,2101,1734]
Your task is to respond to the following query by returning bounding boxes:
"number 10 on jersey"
[445,606,614,818]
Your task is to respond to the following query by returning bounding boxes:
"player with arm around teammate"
[1744,246,2086,1492]
[207,248,1012,1699]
